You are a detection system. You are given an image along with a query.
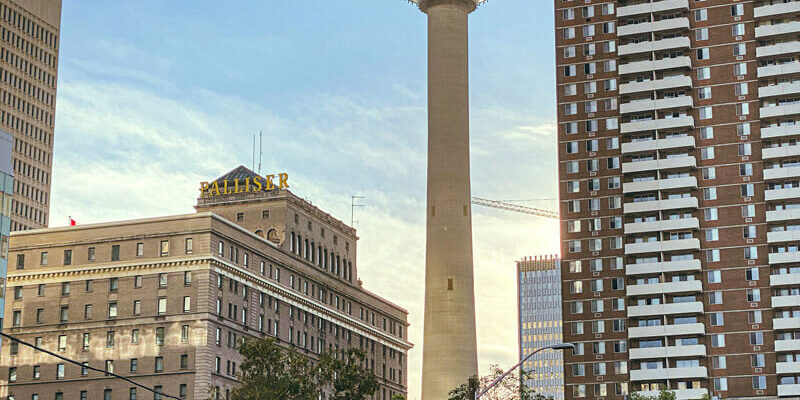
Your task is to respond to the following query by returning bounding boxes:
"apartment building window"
[156,327,165,345]
[700,147,714,160]
[83,333,90,350]
[64,250,72,265]
[582,25,595,38]
[160,240,169,256]
[61,282,70,296]
[136,242,144,257]
[57,364,65,379]
[746,267,759,281]
[585,119,598,133]
[12,310,20,326]
[703,187,717,200]
[106,331,115,348]
[602,22,615,34]
[696,28,708,41]
[700,126,714,139]
[698,67,710,80]
[573,364,585,377]
[567,181,579,193]
[700,167,715,180]
[570,301,583,314]
[742,205,756,218]
[103,390,111,400]
[8,367,16,382]
[133,300,141,315]
[564,65,576,77]
[568,240,581,253]
[110,277,119,292]
[710,312,724,326]
[108,302,117,318]
[81,362,88,376]
[573,385,586,398]
[180,354,188,369]
[587,179,599,191]
[708,270,722,283]
[583,43,595,57]
[744,226,757,239]
[571,281,583,294]
[603,40,615,53]
[40,252,48,265]
[85,280,93,292]
[158,298,167,314]
[697,48,709,60]
[739,143,752,157]
[179,385,187,399]
[731,4,744,16]
[711,334,725,348]
[159,273,167,288]
[737,102,750,116]
[732,23,745,36]
[590,299,604,313]
[752,354,766,368]
[747,288,761,302]
[714,378,728,391]
[712,356,727,369]
[738,123,751,136]
[16,253,24,269]
[753,376,767,390]
[155,357,164,373]
[60,306,69,322]
[111,245,120,261]
[603,60,616,72]
[182,325,190,342]
[565,102,577,115]
[183,296,191,313]
[563,27,575,39]
[699,106,713,120]
[584,62,596,75]
[698,87,711,99]
[709,291,723,305]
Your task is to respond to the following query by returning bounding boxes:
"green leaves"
[229,338,381,400]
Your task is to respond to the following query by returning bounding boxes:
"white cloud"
[51,77,560,400]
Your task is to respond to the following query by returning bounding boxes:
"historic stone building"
[0,166,411,400]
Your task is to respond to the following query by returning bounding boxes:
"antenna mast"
[258,131,263,173]
[351,195,365,227]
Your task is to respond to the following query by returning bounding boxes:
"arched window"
[297,235,302,256]
[304,239,309,260]
[291,232,296,253]
[348,262,353,282]
[342,259,347,280]
[336,255,341,276]
[311,242,316,263]
[324,250,329,269]
[317,246,323,267]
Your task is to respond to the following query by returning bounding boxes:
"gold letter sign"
[199,173,289,197]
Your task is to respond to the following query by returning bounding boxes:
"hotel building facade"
[0,0,61,230]
[556,0,800,398]
[518,255,564,400]
[0,166,411,400]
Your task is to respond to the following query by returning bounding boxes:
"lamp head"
[550,343,575,350]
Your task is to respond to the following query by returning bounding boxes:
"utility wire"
[0,331,182,400]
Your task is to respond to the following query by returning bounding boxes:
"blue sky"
[51,1,560,398]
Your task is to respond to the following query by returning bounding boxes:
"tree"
[391,395,407,400]
[318,347,380,400]
[229,337,319,400]
[629,390,677,400]
[448,365,553,400]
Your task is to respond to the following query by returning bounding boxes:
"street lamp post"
[474,343,575,400]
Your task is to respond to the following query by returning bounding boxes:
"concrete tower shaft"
[420,0,479,399]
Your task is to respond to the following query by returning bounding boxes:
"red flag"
[69,217,76,226]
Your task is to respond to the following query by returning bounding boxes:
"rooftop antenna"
[258,131,263,173]
[351,195,364,227]
[251,133,256,170]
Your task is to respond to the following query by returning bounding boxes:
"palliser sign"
[200,173,289,197]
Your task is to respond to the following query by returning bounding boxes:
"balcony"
[768,230,800,244]
[624,197,698,214]
[621,115,694,134]
[757,40,800,58]
[618,18,690,37]
[761,124,800,140]
[764,165,800,181]
[624,238,700,254]
[629,322,705,338]
[619,56,692,75]
[626,259,702,276]
[779,384,800,398]
[758,62,800,78]
[769,251,800,264]
[755,1,800,18]
[629,344,706,360]
[778,362,800,374]
[763,145,800,160]
[755,21,800,38]
[625,217,699,234]
[773,295,800,308]
[635,389,708,400]
[760,103,800,119]
[767,209,800,223]
[622,156,696,174]
[630,366,707,381]
[622,135,695,154]
[770,272,800,286]
[619,37,691,56]
[759,81,800,99]
[627,280,703,297]
[620,96,694,115]
[623,176,697,194]
[766,187,800,201]
[776,339,800,352]
[627,301,704,317]
[617,0,689,17]
[620,75,693,95]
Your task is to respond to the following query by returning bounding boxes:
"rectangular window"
[64,250,72,266]
[111,245,120,261]
[136,243,144,257]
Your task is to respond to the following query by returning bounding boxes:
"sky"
[49,1,560,398]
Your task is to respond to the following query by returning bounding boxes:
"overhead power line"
[0,331,182,400]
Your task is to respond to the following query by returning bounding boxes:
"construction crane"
[471,197,559,219]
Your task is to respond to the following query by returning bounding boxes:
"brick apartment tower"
[557,0,800,399]
[0,0,61,230]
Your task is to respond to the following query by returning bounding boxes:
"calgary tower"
[404,0,486,398]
